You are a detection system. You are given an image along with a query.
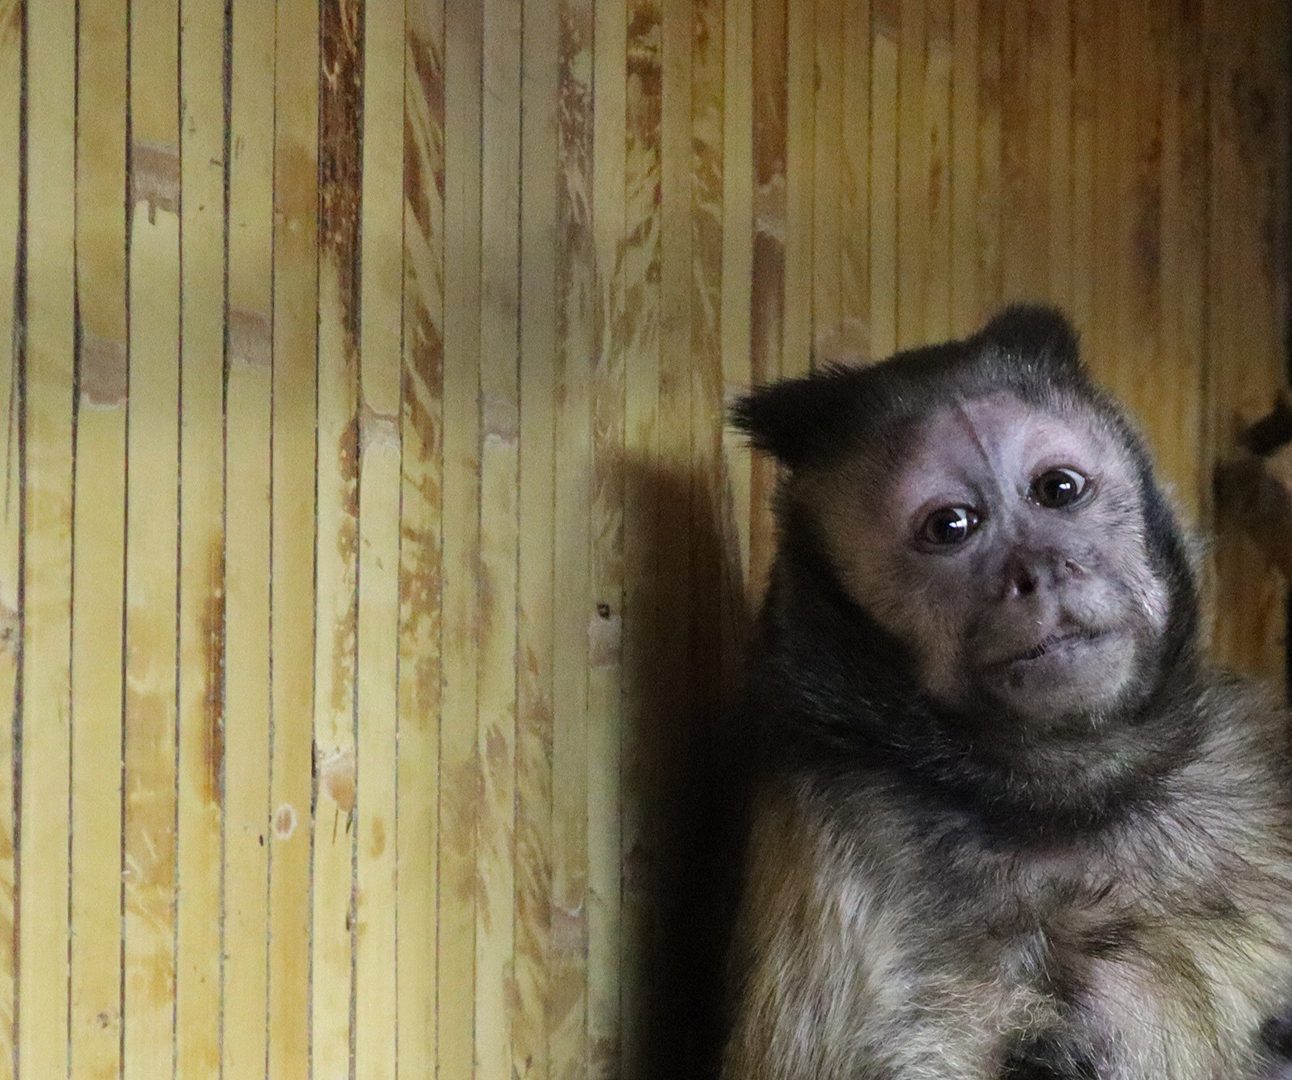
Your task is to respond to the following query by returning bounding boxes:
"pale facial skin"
[802,392,1171,725]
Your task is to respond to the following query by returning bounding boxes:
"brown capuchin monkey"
[723,306,1292,1079]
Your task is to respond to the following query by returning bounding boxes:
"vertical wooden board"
[222,0,276,1073]
[922,0,952,340]
[653,2,693,1072]
[1114,0,1161,428]
[175,2,227,1075]
[0,1,20,1067]
[1069,1,1096,335]
[19,2,76,1075]
[123,1,181,1073]
[996,0,1031,302]
[1159,0,1208,527]
[550,0,595,1071]
[398,0,445,1073]
[869,0,898,354]
[782,0,812,373]
[949,0,977,334]
[1086,3,1123,391]
[750,0,785,587]
[475,0,524,1052]
[1128,0,1172,484]
[476,1,522,1071]
[588,0,625,1071]
[895,0,925,346]
[313,0,363,1073]
[1206,0,1289,680]
[720,0,755,620]
[268,0,320,1075]
[439,0,482,1075]
[812,0,842,355]
[841,0,871,346]
[618,0,661,1072]
[689,0,730,1069]
[1021,1,1052,301]
[1046,0,1072,307]
[69,1,128,1075]
[1167,0,1204,527]
[974,0,1002,319]
[354,1,403,1077]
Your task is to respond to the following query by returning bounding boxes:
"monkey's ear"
[730,369,858,469]
[978,304,1081,373]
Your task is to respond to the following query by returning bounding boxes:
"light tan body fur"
[725,678,1292,1079]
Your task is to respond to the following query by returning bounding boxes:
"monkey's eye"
[918,506,981,546]
[1030,467,1089,508]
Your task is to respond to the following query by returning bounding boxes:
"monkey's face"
[802,391,1171,725]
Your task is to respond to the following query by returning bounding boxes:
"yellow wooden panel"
[477,0,523,1075]
[870,0,899,353]
[174,2,226,1075]
[268,0,320,1075]
[69,1,127,1075]
[440,1,483,1074]
[896,0,926,346]
[354,1,404,1077]
[949,0,977,335]
[783,0,814,373]
[312,1,363,1072]
[222,0,276,1072]
[813,0,843,354]
[721,0,755,610]
[19,4,76,1075]
[0,2,19,1064]
[550,0,596,1071]
[398,0,446,1074]
[923,0,952,339]
[589,0,626,1070]
[123,1,181,1074]
[619,1,661,1071]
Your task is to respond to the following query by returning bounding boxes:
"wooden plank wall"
[1,0,1288,1076]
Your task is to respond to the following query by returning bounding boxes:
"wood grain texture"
[267,1,319,1076]
[19,4,76,1075]
[70,1,127,1074]
[399,0,446,1074]
[353,3,403,1078]
[123,1,182,1074]
[0,2,18,1068]
[1,2,1288,1076]
[174,5,226,1075]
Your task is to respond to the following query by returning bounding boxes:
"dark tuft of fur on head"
[977,303,1082,372]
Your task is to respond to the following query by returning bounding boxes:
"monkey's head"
[735,306,1198,741]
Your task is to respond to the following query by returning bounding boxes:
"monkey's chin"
[979,628,1137,721]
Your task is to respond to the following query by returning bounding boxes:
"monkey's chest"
[906,860,1292,1075]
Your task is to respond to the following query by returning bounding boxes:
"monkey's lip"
[987,627,1109,669]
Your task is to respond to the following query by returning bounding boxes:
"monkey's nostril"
[1063,558,1085,577]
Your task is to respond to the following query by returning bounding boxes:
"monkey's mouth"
[991,627,1108,669]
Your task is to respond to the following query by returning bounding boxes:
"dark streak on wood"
[320,0,365,345]
[200,542,225,808]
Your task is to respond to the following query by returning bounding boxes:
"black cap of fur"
[731,304,1084,470]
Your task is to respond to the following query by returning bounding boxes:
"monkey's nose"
[1001,556,1041,600]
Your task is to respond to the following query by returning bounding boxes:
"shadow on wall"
[618,453,755,1079]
